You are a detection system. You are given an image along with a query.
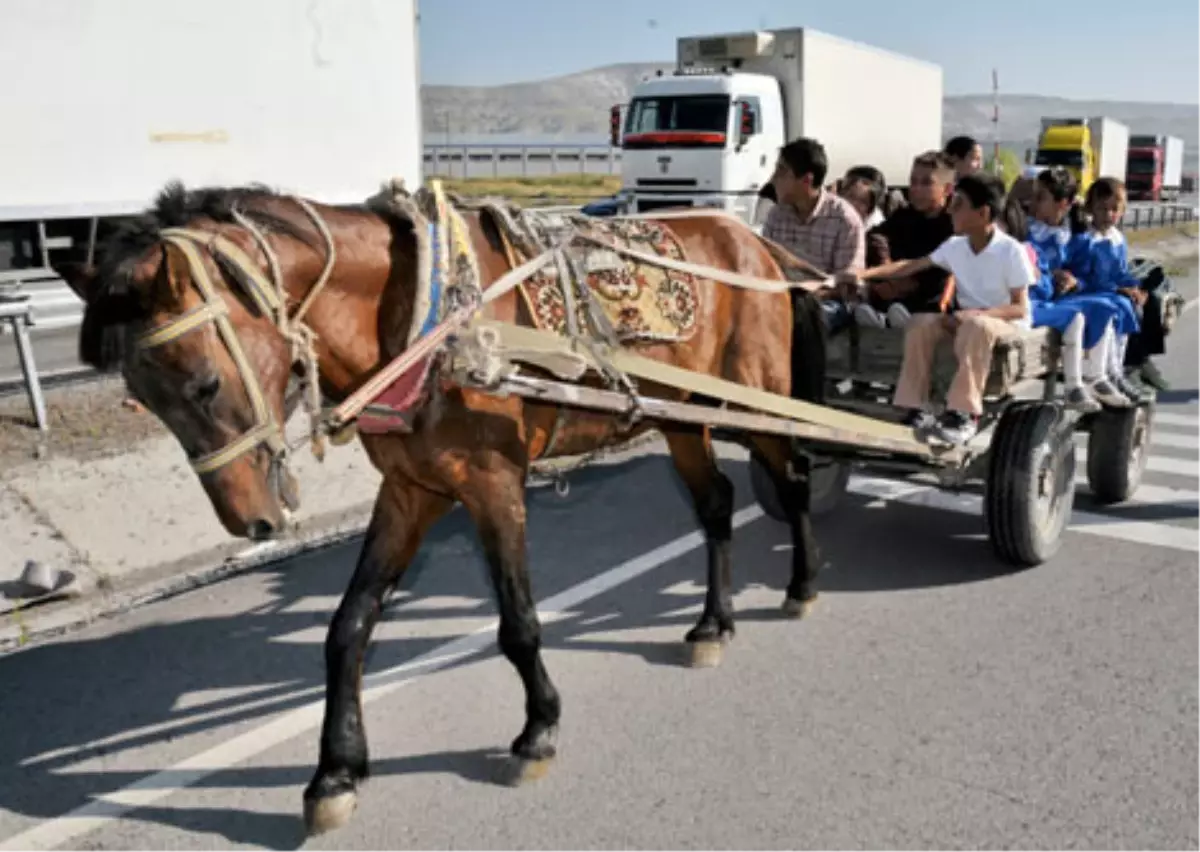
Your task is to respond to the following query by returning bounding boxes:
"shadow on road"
[0,452,1029,847]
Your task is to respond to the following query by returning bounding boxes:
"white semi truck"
[609,28,944,223]
[0,0,423,325]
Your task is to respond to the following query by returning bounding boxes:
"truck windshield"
[1034,149,1084,169]
[623,95,730,148]
[1127,156,1157,175]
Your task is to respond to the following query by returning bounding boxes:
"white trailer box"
[1091,116,1130,183]
[1162,135,1185,197]
[0,0,423,223]
[619,28,942,221]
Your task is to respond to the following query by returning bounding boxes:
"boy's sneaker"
[1063,384,1102,413]
[1090,378,1133,408]
[853,303,887,329]
[930,410,978,445]
[901,409,934,442]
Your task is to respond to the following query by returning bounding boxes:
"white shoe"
[853,303,887,329]
[1063,384,1102,413]
[885,303,913,328]
[1090,378,1133,408]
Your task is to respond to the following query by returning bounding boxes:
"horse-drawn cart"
[748,324,1154,565]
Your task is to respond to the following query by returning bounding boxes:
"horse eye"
[189,375,221,407]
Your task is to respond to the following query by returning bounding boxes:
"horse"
[62,181,830,836]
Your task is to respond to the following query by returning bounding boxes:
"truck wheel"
[750,455,850,522]
[985,401,1076,567]
[1086,403,1153,505]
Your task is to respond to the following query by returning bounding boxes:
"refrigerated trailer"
[0,0,422,286]
[610,28,943,223]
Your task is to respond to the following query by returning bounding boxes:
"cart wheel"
[750,455,850,522]
[985,401,1076,567]
[1086,402,1153,505]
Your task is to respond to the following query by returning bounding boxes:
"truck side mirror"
[610,105,623,147]
[737,101,758,147]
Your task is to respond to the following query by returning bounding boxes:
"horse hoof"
[782,596,817,619]
[303,790,357,837]
[505,754,555,786]
[687,639,724,668]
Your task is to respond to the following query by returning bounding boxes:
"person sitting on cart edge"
[855,150,956,329]
[838,173,1037,445]
[761,137,866,333]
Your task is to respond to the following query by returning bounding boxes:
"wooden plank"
[472,319,942,459]
[826,325,1058,398]
[498,373,959,465]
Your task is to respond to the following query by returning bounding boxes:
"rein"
[135,202,337,475]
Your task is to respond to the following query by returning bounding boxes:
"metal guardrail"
[424,144,620,178]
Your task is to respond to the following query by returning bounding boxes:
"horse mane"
[80,181,321,371]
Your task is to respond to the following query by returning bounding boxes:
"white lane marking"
[1072,448,1199,478]
[1155,411,1199,429]
[1149,432,1199,450]
[1074,478,1199,509]
[1182,298,1198,316]
[846,477,1197,553]
[0,506,765,852]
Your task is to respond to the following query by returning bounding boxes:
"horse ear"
[56,262,99,302]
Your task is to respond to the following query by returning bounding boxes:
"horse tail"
[789,290,827,405]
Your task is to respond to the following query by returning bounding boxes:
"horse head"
[62,185,307,541]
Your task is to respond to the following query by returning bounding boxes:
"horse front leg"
[664,428,737,668]
[751,437,822,618]
[303,476,451,836]
[457,453,562,784]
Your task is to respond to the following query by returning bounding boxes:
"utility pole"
[991,69,1001,178]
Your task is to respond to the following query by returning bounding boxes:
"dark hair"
[1002,195,1029,241]
[845,164,886,192]
[779,137,829,187]
[1085,176,1127,210]
[954,173,1004,221]
[944,135,979,161]
[1036,167,1088,233]
[840,176,880,213]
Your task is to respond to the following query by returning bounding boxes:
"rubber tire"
[750,455,851,523]
[984,401,1076,567]
[1086,402,1153,505]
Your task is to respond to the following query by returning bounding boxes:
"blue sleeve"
[1026,241,1054,301]
[1065,234,1096,292]
[1115,240,1140,289]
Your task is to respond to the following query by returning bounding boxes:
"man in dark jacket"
[855,151,956,328]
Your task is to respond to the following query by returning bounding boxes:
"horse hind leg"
[303,477,451,837]
[456,455,562,785]
[664,427,736,668]
[749,436,821,618]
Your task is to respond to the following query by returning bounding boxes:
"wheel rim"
[1128,408,1149,484]
[1035,438,1073,539]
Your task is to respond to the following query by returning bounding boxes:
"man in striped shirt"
[762,137,866,332]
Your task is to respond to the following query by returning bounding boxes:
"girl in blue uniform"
[1022,168,1137,410]
[1061,177,1146,405]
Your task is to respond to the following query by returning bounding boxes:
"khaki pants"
[893,313,1018,416]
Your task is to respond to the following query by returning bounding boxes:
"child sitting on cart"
[838,174,1036,445]
[1018,168,1146,410]
[1062,178,1151,400]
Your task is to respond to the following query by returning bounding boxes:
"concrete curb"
[0,498,374,654]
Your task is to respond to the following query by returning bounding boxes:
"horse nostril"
[247,519,276,541]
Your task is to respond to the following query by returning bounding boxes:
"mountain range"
[423,63,1199,170]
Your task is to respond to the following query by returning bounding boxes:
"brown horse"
[64,182,830,835]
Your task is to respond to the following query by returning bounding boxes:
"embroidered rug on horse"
[503,213,702,344]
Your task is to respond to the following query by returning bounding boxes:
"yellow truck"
[1032,117,1129,197]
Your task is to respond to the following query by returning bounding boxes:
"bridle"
[133,201,336,476]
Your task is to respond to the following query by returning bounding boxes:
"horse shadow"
[0,449,1025,848]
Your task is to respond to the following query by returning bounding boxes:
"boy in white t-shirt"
[838,174,1036,444]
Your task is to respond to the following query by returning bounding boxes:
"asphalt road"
[0,274,1196,850]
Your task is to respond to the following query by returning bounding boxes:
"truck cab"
[1034,122,1094,195]
[1126,135,1164,201]
[613,70,782,220]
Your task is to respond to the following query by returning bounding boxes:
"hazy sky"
[419,0,1199,103]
